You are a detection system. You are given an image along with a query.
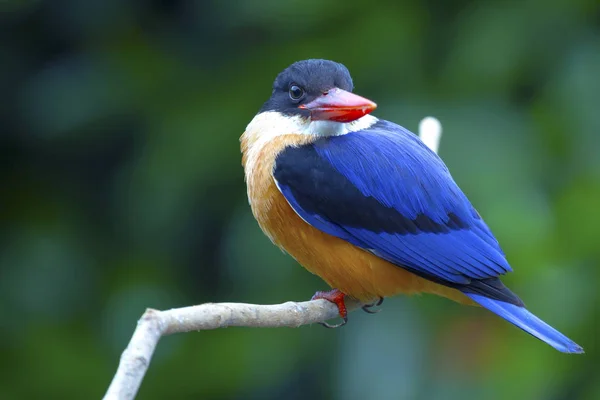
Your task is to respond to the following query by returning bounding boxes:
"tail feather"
[464,293,583,354]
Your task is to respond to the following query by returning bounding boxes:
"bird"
[240,59,583,354]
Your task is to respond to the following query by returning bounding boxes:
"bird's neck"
[242,111,378,146]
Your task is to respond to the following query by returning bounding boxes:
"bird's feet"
[361,297,384,314]
[311,289,347,328]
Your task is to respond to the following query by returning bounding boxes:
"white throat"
[244,111,378,142]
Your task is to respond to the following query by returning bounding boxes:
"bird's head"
[250,59,377,138]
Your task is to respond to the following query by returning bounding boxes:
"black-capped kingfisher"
[240,59,582,353]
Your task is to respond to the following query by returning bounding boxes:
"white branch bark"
[103,117,442,400]
[419,116,442,154]
[103,299,362,400]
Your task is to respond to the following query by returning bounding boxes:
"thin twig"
[103,299,362,400]
[419,116,442,153]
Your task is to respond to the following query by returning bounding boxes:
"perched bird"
[240,59,583,353]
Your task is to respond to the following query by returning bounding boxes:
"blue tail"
[464,293,583,354]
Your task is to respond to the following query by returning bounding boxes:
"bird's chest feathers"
[240,127,313,244]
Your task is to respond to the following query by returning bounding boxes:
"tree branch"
[103,116,443,400]
[419,116,442,154]
[103,299,362,400]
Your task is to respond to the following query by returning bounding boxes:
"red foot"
[312,289,348,328]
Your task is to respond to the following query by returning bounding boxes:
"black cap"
[259,59,354,116]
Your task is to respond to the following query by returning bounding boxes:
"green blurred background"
[2,0,599,399]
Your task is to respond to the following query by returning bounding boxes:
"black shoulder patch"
[274,144,467,235]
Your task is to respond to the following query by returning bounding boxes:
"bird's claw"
[319,315,348,328]
[311,289,348,329]
[361,297,384,314]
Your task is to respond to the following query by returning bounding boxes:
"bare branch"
[103,117,442,400]
[419,116,443,153]
[103,299,362,400]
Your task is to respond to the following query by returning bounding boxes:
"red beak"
[299,88,377,122]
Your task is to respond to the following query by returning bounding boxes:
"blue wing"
[274,119,517,303]
[274,119,586,353]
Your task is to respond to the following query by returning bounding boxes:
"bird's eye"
[289,85,305,101]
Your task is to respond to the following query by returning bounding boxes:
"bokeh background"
[2,0,599,399]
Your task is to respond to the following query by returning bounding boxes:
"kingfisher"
[240,59,582,353]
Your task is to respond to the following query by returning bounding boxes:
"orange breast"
[241,131,474,305]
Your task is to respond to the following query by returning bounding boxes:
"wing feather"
[273,119,519,304]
